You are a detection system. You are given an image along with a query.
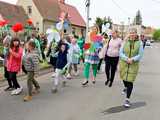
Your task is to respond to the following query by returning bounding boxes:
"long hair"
[10,37,20,52]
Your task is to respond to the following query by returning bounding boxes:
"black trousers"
[105,56,119,84]
[98,59,103,71]
[4,67,13,88]
[123,81,133,99]
[9,72,20,89]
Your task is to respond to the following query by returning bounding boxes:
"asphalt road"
[0,43,160,120]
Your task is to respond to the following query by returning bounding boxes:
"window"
[72,27,76,35]
[27,6,32,14]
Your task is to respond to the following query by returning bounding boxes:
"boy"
[23,40,40,101]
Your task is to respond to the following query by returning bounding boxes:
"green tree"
[95,17,103,33]
[133,10,142,25]
[153,29,160,41]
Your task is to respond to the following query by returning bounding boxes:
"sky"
[1,0,160,28]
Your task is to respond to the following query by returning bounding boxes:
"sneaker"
[124,100,131,108]
[23,95,32,102]
[32,88,40,95]
[4,87,14,91]
[82,80,89,86]
[11,87,23,95]
[66,74,72,79]
[51,86,58,93]
[122,88,127,95]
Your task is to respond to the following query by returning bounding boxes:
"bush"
[153,29,160,41]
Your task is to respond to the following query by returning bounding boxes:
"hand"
[127,58,133,64]
[9,49,13,53]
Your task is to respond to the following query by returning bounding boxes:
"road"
[0,43,160,120]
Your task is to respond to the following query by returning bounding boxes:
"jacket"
[119,40,143,82]
[56,51,68,69]
[7,47,23,72]
[24,50,39,72]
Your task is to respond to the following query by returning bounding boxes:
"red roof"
[0,1,29,25]
[33,0,86,27]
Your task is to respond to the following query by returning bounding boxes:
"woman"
[82,26,100,86]
[119,29,144,108]
[7,38,23,95]
[105,30,122,87]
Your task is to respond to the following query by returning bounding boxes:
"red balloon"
[0,20,9,27]
[27,19,33,25]
[12,23,24,33]
[93,35,103,42]
[83,43,91,50]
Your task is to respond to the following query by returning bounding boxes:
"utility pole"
[85,0,90,40]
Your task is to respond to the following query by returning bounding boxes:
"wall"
[17,0,43,33]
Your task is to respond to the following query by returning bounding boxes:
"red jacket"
[7,47,23,72]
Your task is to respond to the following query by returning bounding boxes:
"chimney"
[58,0,65,4]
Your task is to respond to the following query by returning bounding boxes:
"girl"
[7,37,23,95]
[67,35,80,79]
[82,26,100,86]
[119,29,144,108]
[104,30,122,87]
[51,43,68,93]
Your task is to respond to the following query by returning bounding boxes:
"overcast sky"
[1,0,160,28]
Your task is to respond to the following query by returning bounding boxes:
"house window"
[27,6,32,14]
[72,27,76,35]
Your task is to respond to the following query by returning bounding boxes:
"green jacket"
[119,40,143,82]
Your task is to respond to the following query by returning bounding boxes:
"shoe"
[23,95,32,102]
[51,86,58,93]
[124,100,131,108]
[105,80,109,86]
[4,87,14,91]
[11,87,23,95]
[62,81,67,87]
[82,80,89,86]
[109,82,113,87]
[92,81,96,84]
[122,88,127,95]
[66,74,72,79]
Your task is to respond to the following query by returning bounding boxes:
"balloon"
[56,22,63,30]
[83,43,91,50]
[12,23,23,33]
[59,11,67,21]
[27,19,33,25]
[0,20,9,27]
[93,35,103,42]
[90,32,96,41]
[93,42,102,49]
[46,28,53,34]
[47,29,60,46]
[63,21,69,30]
[89,44,95,52]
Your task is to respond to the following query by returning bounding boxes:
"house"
[0,1,28,26]
[17,0,86,37]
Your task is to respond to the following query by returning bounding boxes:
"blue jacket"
[56,51,68,69]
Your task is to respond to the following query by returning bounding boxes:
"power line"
[111,0,130,16]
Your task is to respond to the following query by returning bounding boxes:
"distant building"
[17,0,86,36]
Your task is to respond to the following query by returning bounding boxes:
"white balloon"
[46,28,53,34]
[56,22,63,30]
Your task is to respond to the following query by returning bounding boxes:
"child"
[2,35,13,91]
[23,40,40,102]
[67,35,80,79]
[51,43,68,93]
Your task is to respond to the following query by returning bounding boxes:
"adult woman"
[82,26,100,86]
[105,30,122,87]
[7,38,23,95]
[119,29,144,108]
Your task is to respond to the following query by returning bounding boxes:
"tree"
[133,10,142,25]
[95,16,113,33]
[153,29,160,41]
[95,17,103,33]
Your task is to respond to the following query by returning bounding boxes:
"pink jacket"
[7,47,23,72]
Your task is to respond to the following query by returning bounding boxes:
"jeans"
[9,72,20,89]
